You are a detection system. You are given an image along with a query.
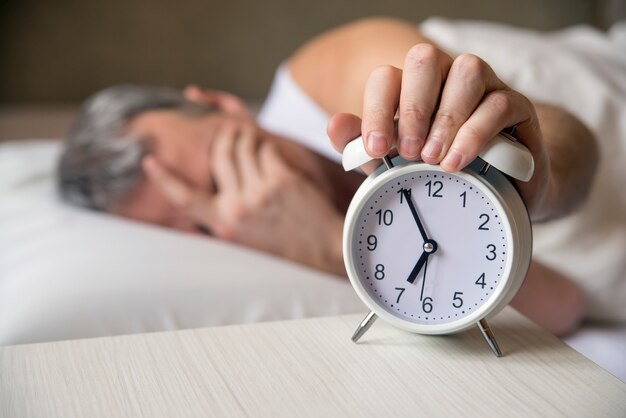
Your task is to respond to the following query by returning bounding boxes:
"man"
[59,18,596,335]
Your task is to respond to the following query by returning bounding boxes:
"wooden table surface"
[2,307,625,417]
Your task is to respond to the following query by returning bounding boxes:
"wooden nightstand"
[1,307,625,417]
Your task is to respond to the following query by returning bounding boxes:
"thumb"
[327,112,362,153]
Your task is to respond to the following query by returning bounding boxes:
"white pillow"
[0,140,365,345]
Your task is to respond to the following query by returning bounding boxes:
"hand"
[142,120,345,276]
[183,85,251,118]
[328,44,552,220]
[402,189,428,242]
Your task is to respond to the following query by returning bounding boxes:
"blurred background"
[0,0,624,139]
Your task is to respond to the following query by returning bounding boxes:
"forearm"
[511,260,586,336]
[531,103,598,222]
[290,17,432,116]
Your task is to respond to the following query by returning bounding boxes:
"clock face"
[349,166,512,328]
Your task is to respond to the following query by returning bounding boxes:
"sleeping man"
[58,18,599,336]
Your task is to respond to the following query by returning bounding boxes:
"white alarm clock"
[342,131,534,357]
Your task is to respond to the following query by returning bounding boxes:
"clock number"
[394,287,405,303]
[374,264,385,280]
[397,188,412,204]
[375,209,393,226]
[366,235,377,251]
[475,273,486,289]
[478,214,490,230]
[425,180,443,198]
[452,291,464,308]
[460,191,467,208]
[486,244,497,261]
[422,297,433,313]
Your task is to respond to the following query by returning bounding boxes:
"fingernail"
[399,137,421,159]
[366,131,387,155]
[422,140,443,160]
[442,150,463,171]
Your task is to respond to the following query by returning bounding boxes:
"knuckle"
[457,124,484,152]
[435,111,457,130]
[453,54,486,78]
[487,92,514,118]
[365,106,391,124]
[399,105,430,123]
[405,43,439,68]
[369,64,398,81]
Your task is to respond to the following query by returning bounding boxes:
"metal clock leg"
[477,319,503,357]
[351,311,378,343]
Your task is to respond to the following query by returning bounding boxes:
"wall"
[0,0,596,104]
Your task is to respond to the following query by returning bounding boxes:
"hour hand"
[402,189,428,242]
[407,251,429,284]
[407,240,438,284]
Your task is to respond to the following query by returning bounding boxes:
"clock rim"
[343,157,532,335]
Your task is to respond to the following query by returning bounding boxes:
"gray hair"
[58,85,213,210]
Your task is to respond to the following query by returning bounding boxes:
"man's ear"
[183,85,251,118]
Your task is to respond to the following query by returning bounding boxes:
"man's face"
[111,110,330,233]
[112,110,220,232]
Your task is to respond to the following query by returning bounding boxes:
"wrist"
[316,216,347,277]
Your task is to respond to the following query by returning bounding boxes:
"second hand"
[420,257,428,301]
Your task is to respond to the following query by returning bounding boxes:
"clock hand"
[406,239,438,285]
[420,257,428,301]
[407,251,429,285]
[402,189,429,242]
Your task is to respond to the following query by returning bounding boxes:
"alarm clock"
[342,131,534,357]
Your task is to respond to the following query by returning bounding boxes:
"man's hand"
[142,120,345,276]
[327,44,553,220]
[183,85,252,118]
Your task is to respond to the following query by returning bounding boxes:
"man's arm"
[290,17,598,222]
[290,17,430,116]
[532,103,598,221]
[512,260,586,336]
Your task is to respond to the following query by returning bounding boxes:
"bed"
[1,4,626,383]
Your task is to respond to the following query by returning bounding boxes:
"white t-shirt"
[257,18,626,322]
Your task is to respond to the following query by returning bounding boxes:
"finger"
[211,121,240,193]
[236,123,262,189]
[258,142,292,180]
[327,113,362,153]
[183,85,208,103]
[184,85,251,117]
[440,90,537,172]
[327,112,383,175]
[422,54,506,165]
[397,44,452,159]
[362,65,402,158]
[142,156,216,225]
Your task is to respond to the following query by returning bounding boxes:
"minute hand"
[402,189,429,241]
